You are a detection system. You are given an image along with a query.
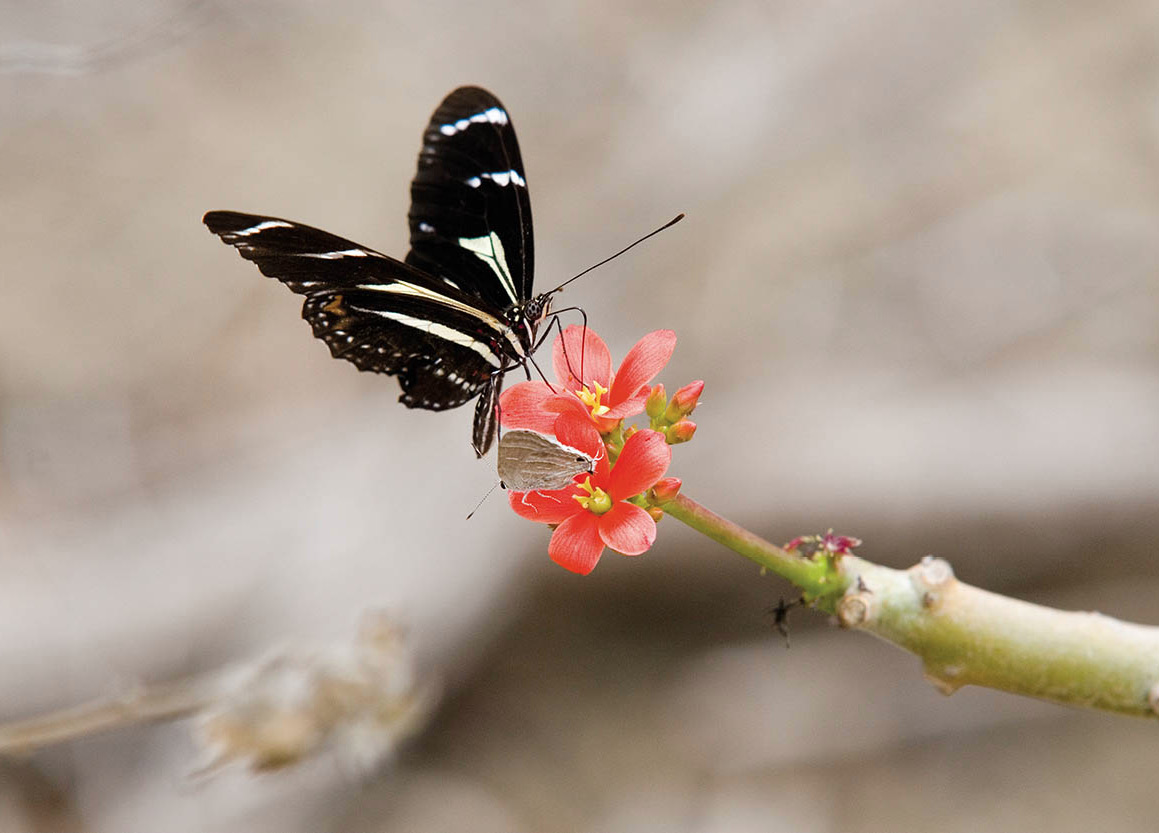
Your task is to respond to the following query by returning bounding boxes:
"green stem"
[660,491,1159,719]
[661,492,849,608]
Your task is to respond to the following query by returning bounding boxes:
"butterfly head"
[509,293,554,354]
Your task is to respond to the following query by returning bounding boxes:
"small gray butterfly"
[497,430,595,491]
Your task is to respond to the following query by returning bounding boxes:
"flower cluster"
[499,326,702,575]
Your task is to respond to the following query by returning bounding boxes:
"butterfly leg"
[524,351,557,390]
[539,307,589,389]
[523,314,562,391]
[530,313,561,354]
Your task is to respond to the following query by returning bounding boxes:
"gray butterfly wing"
[497,430,594,491]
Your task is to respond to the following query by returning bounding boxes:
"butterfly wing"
[407,86,534,311]
[203,210,513,411]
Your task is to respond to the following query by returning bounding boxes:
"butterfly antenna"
[466,481,502,520]
[550,214,684,295]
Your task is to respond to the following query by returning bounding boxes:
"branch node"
[910,556,954,610]
[837,590,875,628]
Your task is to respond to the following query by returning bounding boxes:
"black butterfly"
[204,86,551,457]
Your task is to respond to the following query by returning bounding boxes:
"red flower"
[507,414,672,575]
[500,326,676,435]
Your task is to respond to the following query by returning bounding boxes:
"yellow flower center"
[576,381,611,417]
[572,476,613,515]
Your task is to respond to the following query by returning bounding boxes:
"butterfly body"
[205,87,546,456]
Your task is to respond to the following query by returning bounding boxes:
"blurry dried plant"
[0,612,435,776]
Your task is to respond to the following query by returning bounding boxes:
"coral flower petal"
[553,325,612,391]
[552,412,606,462]
[499,382,558,433]
[607,430,671,500]
[546,393,594,420]
[549,512,605,575]
[601,390,651,421]
[598,502,657,556]
[608,330,676,406]
[507,488,577,524]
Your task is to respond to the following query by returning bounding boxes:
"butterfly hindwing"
[472,374,503,456]
[302,290,496,409]
[407,86,534,311]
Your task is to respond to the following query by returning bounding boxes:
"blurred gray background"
[2,0,1159,829]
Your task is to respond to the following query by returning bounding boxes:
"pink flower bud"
[665,420,697,444]
[650,476,682,503]
[669,380,704,417]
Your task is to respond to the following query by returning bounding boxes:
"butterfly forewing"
[407,86,534,311]
[497,430,594,492]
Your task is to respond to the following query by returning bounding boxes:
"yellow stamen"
[572,476,613,515]
[576,381,611,417]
